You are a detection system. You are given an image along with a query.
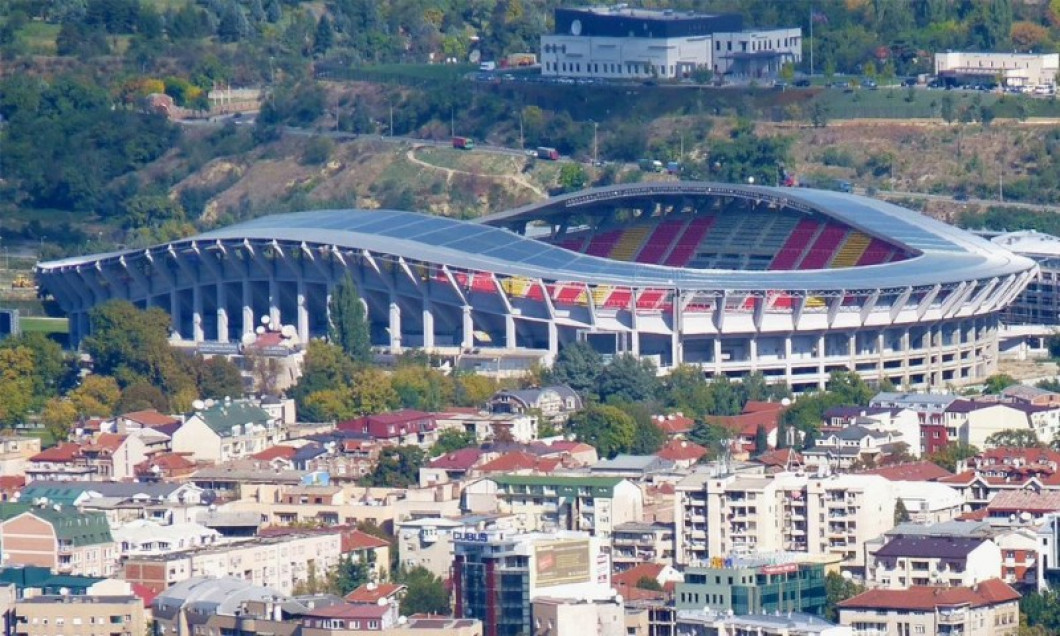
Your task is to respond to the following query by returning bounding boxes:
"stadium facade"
[38,183,1036,391]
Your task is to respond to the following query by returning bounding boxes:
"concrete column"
[505,315,516,349]
[192,284,204,342]
[422,298,435,350]
[630,330,640,358]
[216,283,229,343]
[268,278,280,328]
[170,289,181,338]
[297,278,309,343]
[713,339,723,376]
[462,306,474,350]
[389,296,402,352]
[749,338,758,371]
[242,277,254,337]
[848,332,856,370]
[547,322,558,361]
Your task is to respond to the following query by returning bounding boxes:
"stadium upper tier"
[42,183,1033,294]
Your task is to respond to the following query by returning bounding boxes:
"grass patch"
[20,317,69,335]
[18,21,59,55]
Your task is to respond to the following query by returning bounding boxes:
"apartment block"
[675,471,895,570]
[122,532,342,595]
[14,594,146,636]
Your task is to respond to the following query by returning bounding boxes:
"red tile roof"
[344,529,391,552]
[337,410,436,438]
[755,448,802,468]
[612,563,665,588]
[130,583,159,608]
[428,448,482,470]
[706,404,785,437]
[140,452,195,470]
[838,579,1019,611]
[743,401,786,414]
[29,443,81,463]
[250,445,298,461]
[652,414,694,435]
[82,433,125,454]
[986,490,1060,513]
[344,583,405,604]
[121,409,179,428]
[857,461,953,482]
[0,476,25,492]
[656,439,708,463]
[477,451,540,473]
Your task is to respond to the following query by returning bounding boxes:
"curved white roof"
[991,230,1060,258]
[39,183,1035,293]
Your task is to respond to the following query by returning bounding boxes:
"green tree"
[779,62,795,81]
[313,15,334,55]
[984,374,1018,394]
[927,442,980,473]
[197,357,244,400]
[41,398,78,444]
[558,163,588,192]
[984,429,1042,449]
[824,572,865,622]
[69,375,122,417]
[548,342,603,395]
[754,424,769,453]
[621,402,666,455]
[597,354,659,404]
[636,576,663,591]
[569,404,636,459]
[431,429,477,456]
[689,421,738,458]
[396,566,449,616]
[329,273,372,365]
[330,553,374,595]
[365,446,425,487]
[894,499,911,524]
[941,94,956,123]
[664,365,715,419]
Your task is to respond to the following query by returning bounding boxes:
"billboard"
[535,540,590,588]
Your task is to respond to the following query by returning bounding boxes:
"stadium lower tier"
[44,245,1014,391]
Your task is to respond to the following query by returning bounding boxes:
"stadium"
[37,182,1037,391]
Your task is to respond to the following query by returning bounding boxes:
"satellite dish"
[241,333,256,346]
[781,397,792,406]
[281,325,296,338]
[260,315,271,325]
[255,326,265,335]
[469,49,481,64]
[398,616,408,625]
[377,597,387,606]
[841,571,852,580]
[205,399,215,408]
[192,399,206,411]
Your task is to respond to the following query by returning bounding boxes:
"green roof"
[491,475,624,488]
[18,486,86,507]
[491,474,625,498]
[0,504,113,547]
[196,402,271,436]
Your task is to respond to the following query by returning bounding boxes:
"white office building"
[541,6,801,80]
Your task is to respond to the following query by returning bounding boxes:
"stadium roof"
[39,183,1036,293]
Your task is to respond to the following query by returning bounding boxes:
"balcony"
[937,609,967,625]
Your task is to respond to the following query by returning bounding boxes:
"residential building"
[611,562,683,601]
[985,490,1060,524]
[936,51,1059,88]
[590,454,676,479]
[395,514,524,579]
[802,425,909,470]
[531,596,625,636]
[0,435,41,477]
[258,526,392,582]
[487,385,582,420]
[171,399,285,463]
[652,413,694,438]
[151,577,290,636]
[419,448,485,487]
[14,593,147,636]
[452,530,615,636]
[610,521,675,572]
[20,480,207,526]
[1001,383,1060,407]
[675,553,830,615]
[77,433,150,481]
[113,409,180,433]
[837,579,1020,636]
[463,475,643,539]
[336,410,438,447]
[675,609,851,636]
[25,444,95,482]
[0,503,117,577]
[112,520,221,558]
[133,452,197,482]
[705,401,784,457]
[541,7,800,80]
[656,439,708,469]
[122,532,343,595]
[942,400,1055,450]
[434,410,539,443]
[222,481,462,527]
[888,481,964,524]
[674,471,896,570]
[868,535,1002,589]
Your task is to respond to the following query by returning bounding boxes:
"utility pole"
[593,121,599,165]
[389,105,394,137]
[519,111,524,150]
[809,7,814,77]
[450,106,455,138]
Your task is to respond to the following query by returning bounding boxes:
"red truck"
[452,136,475,150]
[536,146,560,160]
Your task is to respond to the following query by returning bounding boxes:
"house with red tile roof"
[656,439,707,468]
[78,433,150,481]
[837,579,1019,635]
[420,447,486,486]
[115,409,180,432]
[337,410,438,447]
[344,582,405,605]
[250,445,299,469]
[611,562,682,600]
[857,460,952,482]
[938,447,1060,509]
[705,401,786,457]
[0,476,24,502]
[475,451,562,476]
[652,413,694,437]
[0,434,42,478]
[301,602,398,631]
[133,452,197,482]
[752,448,803,473]
[25,444,95,482]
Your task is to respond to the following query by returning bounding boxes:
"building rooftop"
[838,578,1019,611]
[856,461,953,482]
[0,503,113,547]
[987,489,1060,513]
[874,535,985,559]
